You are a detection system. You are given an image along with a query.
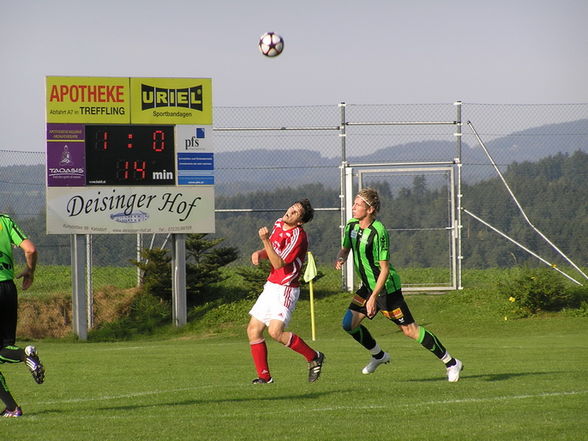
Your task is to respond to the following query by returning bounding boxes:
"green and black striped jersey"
[0,214,28,282]
[342,218,401,293]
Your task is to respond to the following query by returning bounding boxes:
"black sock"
[347,325,377,351]
[418,327,448,360]
[0,372,18,410]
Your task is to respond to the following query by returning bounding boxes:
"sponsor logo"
[391,308,404,319]
[383,308,404,321]
[110,211,150,224]
[48,167,84,177]
[59,145,73,165]
[141,84,203,111]
[49,84,125,103]
[184,128,206,149]
[352,295,366,307]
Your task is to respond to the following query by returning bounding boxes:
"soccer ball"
[258,32,284,57]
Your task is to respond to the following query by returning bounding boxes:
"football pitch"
[2,326,587,441]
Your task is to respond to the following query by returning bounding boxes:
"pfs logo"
[185,128,206,150]
[141,84,203,111]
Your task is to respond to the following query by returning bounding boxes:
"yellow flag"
[303,251,317,282]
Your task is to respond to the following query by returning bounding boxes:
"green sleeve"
[376,222,390,262]
[9,218,28,247]
[342,219,354,248]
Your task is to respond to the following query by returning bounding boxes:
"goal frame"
[344,163,461,292]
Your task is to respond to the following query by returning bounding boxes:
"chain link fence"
[2,103,587,336]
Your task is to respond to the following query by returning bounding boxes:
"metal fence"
[2,102,587,337]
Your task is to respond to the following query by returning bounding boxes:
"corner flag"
[304,251,317,282]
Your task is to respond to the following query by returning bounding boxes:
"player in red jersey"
[247,199,325,383]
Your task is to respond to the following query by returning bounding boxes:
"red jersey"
[266,218,308,287]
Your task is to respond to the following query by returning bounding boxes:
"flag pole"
[309,278,316,341]
[304,251,318,341]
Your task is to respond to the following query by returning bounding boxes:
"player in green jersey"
[335,188,463,382]
[0,214,45,417]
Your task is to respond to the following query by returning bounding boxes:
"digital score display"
[84,125,175,186]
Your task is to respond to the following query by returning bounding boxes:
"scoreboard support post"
[71,234,88,340]
[171,234,187,327]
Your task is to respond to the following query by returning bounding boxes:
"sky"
[1,0,587,152]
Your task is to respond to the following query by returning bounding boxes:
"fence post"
[454,101,463,290]
[339,102,349,290]
[86,234,93,329]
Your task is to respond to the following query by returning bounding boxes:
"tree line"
[214,150,588,269]
[12,150,588,270]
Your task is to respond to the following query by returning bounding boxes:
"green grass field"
[3,267,588,440]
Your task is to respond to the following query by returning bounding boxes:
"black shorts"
[0,280,18,348]
[348,285,415,326]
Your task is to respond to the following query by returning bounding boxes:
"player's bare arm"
[15,239,37,291]
[365,260,390,317]
[251,249,268,265]
[258,226,285,269]
[335,247,351,270]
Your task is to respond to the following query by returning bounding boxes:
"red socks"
[250,334,317,380]
[250,339,271,381]
[287,333,317,362]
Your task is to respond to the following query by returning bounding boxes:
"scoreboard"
[83,125,176,186]
[45,77,215,234]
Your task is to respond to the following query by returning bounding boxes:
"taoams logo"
[141,84,203,111]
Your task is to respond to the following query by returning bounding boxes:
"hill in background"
[1,119,587,215]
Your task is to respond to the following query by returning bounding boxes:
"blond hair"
[357,188,381,213]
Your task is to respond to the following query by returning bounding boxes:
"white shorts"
[249,281,300,327]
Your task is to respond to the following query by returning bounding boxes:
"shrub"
[234,260,272,298]
[89,291,170,341]
[499,267,582,317]
[133,234,239,306]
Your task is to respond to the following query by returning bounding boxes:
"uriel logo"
[141,84,203,110]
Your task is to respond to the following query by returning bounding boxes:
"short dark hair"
[296,198,314,224]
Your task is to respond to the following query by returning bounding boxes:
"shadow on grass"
[95,388,355,412]
[408,370,560,383]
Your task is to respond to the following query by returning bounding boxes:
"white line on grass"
[26,388,588,412]
[313,390,588,413]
